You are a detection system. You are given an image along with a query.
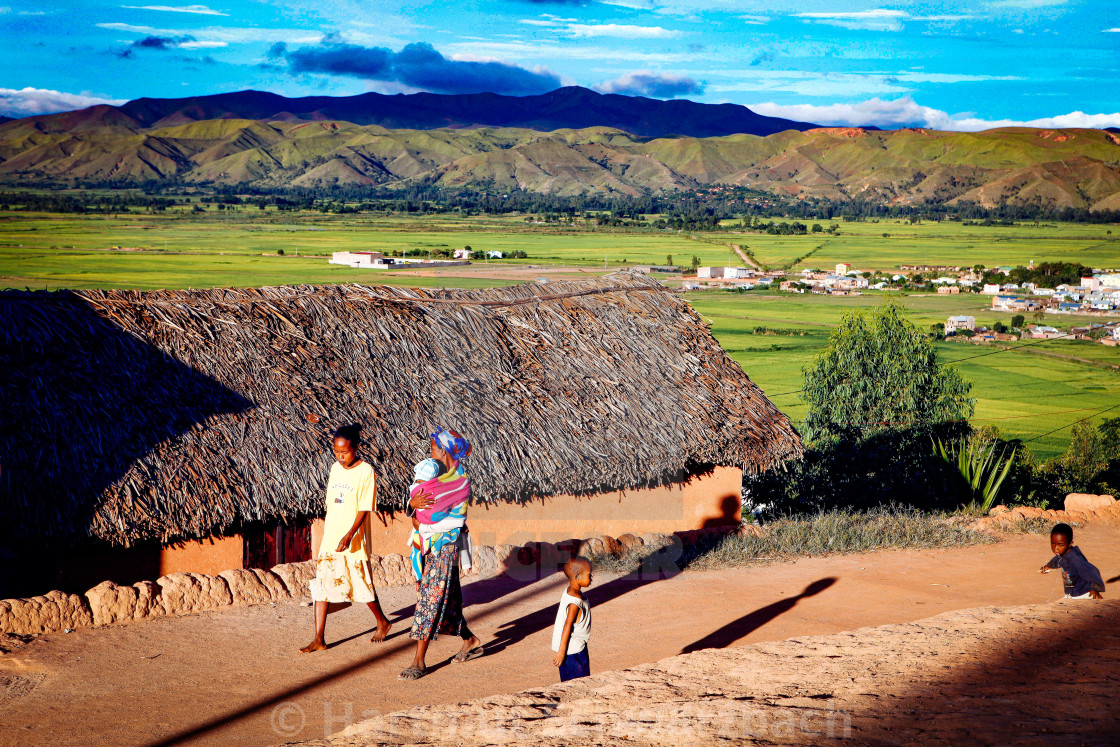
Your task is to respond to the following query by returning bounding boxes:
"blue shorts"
[558,647,590,682]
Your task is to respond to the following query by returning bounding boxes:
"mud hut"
[0,272,800,595]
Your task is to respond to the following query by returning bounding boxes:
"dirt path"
[2,528,1118,746]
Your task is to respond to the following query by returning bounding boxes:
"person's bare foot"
[370,619,391,643]
[300,639,327,653]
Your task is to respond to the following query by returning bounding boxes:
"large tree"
[800,301,974,446]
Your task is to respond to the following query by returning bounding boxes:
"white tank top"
[551,591,591,654]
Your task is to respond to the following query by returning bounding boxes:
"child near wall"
[1041,522,1105,599]
[551,556,593,682]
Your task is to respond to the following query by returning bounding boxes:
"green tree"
[690,255,701,272]
[801,301,974,445]
[666,254,674,267]
[1038,421,1111,496]
[1011,314,1025,329]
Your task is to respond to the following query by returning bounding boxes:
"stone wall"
[0,529,720,637]
[972,497,1120,532]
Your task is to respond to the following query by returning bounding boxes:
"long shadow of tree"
[681,577,836,654]
[0,291,252,595]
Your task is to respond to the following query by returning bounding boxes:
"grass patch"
[995,516,1058,535]
[595,506,996,574]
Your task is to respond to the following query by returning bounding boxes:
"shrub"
[932,435,1016,513]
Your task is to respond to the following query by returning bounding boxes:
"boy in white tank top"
[551,556,593,681]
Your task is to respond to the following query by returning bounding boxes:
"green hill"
[2,115,1120,209]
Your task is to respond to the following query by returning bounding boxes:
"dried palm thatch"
[0,271,801,547]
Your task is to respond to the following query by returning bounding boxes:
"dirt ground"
[2,527,1118,746]
[313,599,1120,746]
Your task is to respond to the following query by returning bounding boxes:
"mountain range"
[13,87,817,139]
[2,89,1120,210]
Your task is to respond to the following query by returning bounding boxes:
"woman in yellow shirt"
[300,424,392,653]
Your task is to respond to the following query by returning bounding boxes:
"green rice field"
[2,210,1117,291]
[2,208,1118,460]
[687,291,1120,460]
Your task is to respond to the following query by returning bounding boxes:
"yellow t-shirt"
[320,460,377,560]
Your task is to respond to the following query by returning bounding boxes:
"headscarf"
[431,427,471,461]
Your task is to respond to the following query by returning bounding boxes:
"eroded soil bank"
[312,599,1120,746]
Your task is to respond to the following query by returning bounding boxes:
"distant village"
[329,251,1120,347]
[682,261,1120,346]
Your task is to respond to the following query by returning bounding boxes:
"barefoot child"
[300,424,392,653]
[1040,523,1105,599]
[551,556,593,682]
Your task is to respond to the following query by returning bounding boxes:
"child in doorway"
[1040,523,1104,599]
[551,556,593,682]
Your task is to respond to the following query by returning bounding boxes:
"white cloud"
[703,68,1019,98]
[445,39,693,63]
[96,21,320,44]
[1104,28,1120,33]
[122,5,229,15]
[711,73,911,97]
[595,70,704,98]
[748,96,1120,132]
[0,87,126,118]
[795,9,909,32]
[179,40,227,48]
[890,71,1020,83]
[565,23,681,39]
[739,14,770,25]
[600,0,656,8]
[991,0,1070,8]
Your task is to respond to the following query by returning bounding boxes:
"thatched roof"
[0,272,801,547]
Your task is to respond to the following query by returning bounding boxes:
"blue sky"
[1,1,1118,130]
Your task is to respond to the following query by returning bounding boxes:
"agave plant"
[933,436,1017,513]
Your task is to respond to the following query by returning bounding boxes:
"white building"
[992,295,1019,309]
[982,284,1002,294]
[1032,325,1061,338]
[453,248,472,259]
[946,315,976,333]
[329,251,393,269]
[724,267,752,279]
[487,250,504,259]
[836,263,851,274]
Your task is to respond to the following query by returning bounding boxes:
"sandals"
[398,666,427,680]
[453,646,484,663]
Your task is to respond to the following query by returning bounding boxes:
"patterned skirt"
[410,543,472,641]
[309,552,378,604]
